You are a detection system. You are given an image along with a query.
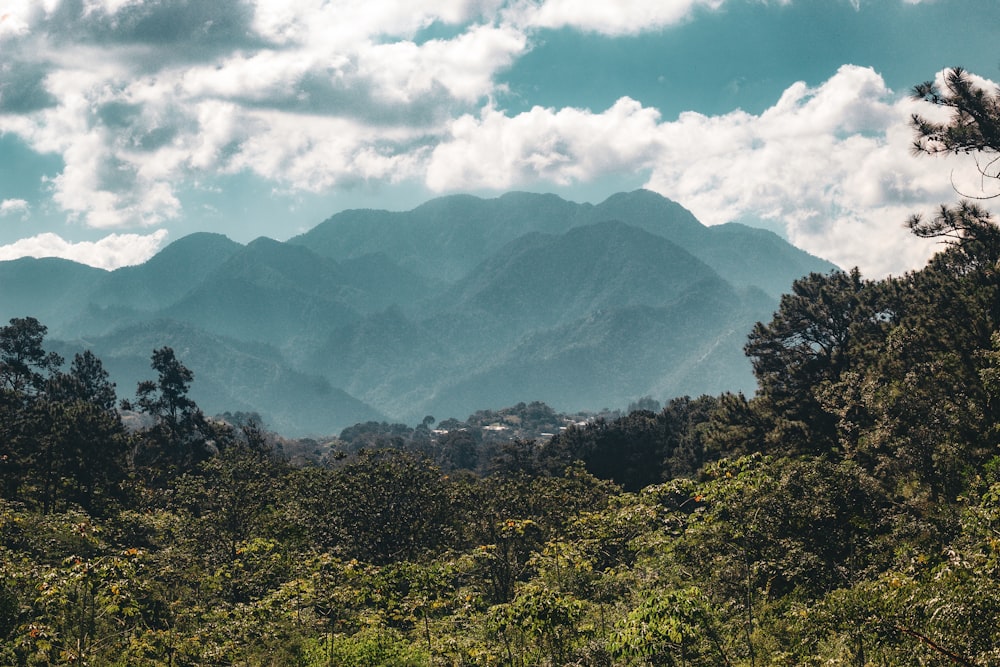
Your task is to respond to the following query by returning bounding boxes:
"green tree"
[0,318,63,501]
[911,66,1000,161]
[490,583,584,666]
[663,455,890,663]
[745,269,889,454]
[0,317,62,396]
[293,450,454,564]
[60,350,117,412]
[541,396,722,489]
[29,398,127,516]
[627,395,661,414]
[436,429,479,471]
[132,347,197,427]
[908,66,1000,266]
[34,351,128,514]
[168,436,287,602]
[126,347,213,478]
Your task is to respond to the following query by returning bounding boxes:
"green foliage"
[611,586,729,666]
[745,268,887,454]
[909,66,1000,263]
[305,626,429,667]
[127,346,216,478]
[0,316,63,395]
[911,66,1000,157]
[488,583,584,665]
[541,395,722,490]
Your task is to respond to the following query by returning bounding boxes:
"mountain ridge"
[291,189,833,298]
[0,189,838,434]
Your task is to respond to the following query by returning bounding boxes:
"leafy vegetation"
[3,67,1000,664]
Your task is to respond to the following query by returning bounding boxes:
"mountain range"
[0,190,836,435]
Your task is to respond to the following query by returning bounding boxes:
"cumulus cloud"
[0,229,168,269]
[0,199,30,218]
[505,0,727,35]
[0,2,40,40]
[0,0,523,229]
[426,97,664,190]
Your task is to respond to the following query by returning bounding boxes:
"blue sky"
[0,0,997,275]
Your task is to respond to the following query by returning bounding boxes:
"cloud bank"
[0,230,168,269]
[0,199,30,218]
[0,0,990,274]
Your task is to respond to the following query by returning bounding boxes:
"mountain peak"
[130,232,244,282]
[146,232,243,265]
[592,189,704,234]
[246,235,285,249]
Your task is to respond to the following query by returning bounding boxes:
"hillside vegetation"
[1,67,999,665]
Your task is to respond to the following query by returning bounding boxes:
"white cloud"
[0,199,29,218]
[252,0,503,47]
[0,229,168,269]
[358,24,527,104]
[82,0,144,15]
[0,8,29,39]
[222,110,427,191]
[426,97,663,190]
[505,0,726,35]
[0,0,526,229]
[0,1,61,40]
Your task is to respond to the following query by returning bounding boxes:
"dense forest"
[3,68,1000,665]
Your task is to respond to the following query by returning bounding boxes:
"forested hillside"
[2,67,1000,665]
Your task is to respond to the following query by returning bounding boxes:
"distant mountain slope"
[289,192,585,283]
[53,320,384,436]
[442,222,719,316]
[337,253,433,312]
[303,221,777,421]
[428,281,766,420]
[584,189,708,247]
[306,307,451,414]
[36,233,247,339]
[160,237,361,349]
[0,257,106,330]
[429,221,732,359]
[582,190,836,297]
[698,223,834,299]
[292,189,836,297]
[91,232,243,311]
[0,189,840,434]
